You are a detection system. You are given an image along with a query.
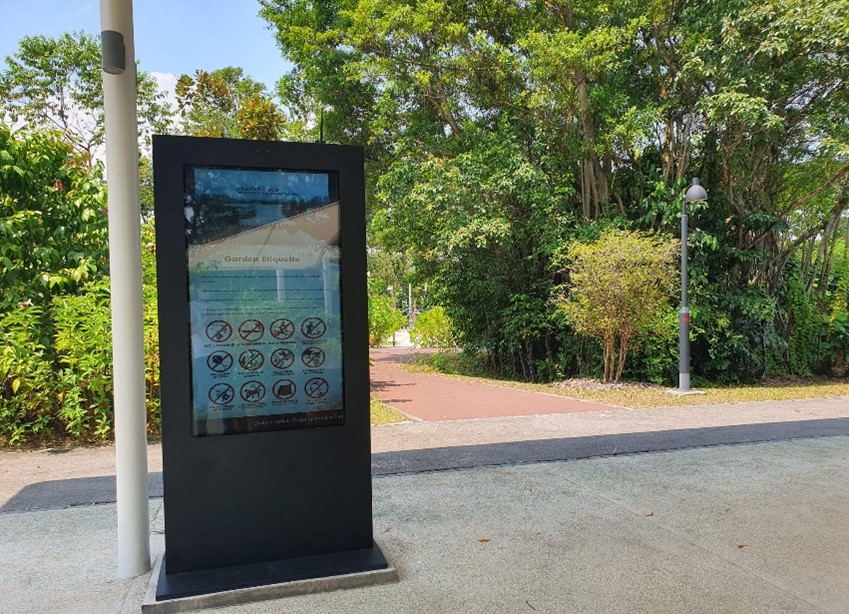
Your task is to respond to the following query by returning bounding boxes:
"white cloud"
[151,71,178,113]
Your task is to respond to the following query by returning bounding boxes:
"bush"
[411,306,455,348]
[368,294,406,346]
[52,280,114,440]
[0,218,162,446]
[0,305,57,444]
[558,229,678,383]
[622,307,679,385]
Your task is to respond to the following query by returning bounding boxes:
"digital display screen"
[184,166,343,436]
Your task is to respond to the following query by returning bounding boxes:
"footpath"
[1,348,849,613]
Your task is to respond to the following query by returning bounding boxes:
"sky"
[0,0,291,97]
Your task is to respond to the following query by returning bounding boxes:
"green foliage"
[0,125,109,311]
[418,351,496,379]
[558,229,678,383]
[411,306,455,348]
[690,286,781,383]
[260,0,849,383]
[0,305,56,445]
[375,120,574,378]
[827,312,849,376]
[368,294,407,346]
[176,67,286,140]
[0,207,162,445]
[141,222,162,438]
[52,280,114,439]
[0,32,172,162]
[622,307,679,385]
[786,278,817,376]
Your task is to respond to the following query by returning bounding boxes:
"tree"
[558,229,678,383]
[261,0,849,381]
[175,67,286,140]
[0,125,108,311]
[375,121,575,378]
[0,32,172,164]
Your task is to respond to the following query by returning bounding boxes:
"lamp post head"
[685,177,708,204]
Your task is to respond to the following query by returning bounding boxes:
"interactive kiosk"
[152,136,388,600]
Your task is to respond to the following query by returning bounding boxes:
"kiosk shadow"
[4,417,848,513]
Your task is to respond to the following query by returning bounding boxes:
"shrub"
[411,306,455,348]
[0,218,162,446]
[0,305,57,445]
[368,294,406,346]
[53,280,114,440]
[557,229,678,383]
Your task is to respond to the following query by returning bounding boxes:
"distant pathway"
[369,348,619,420]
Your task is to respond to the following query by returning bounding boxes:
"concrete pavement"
[2,353,849,612]
[2,436,849,613]
[3,395,848,512]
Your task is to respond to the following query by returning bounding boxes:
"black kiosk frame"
[152,136,386,600]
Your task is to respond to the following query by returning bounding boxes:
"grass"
[370,398,410,425]
[407,352,849,409]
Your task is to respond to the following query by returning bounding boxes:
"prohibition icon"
[240,380,266,403]
[301,317,326,339]
[208,383,235,405]
[205,320,232,342]
[304,377,329,399]
[238,319,265,342]
[301,347,326,368]
[270,318,295,340]
[270,348,295,370]
[272,379,296,400]
[206,350,233,373]
[238,349,264,371]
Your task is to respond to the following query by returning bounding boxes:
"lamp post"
[679,177,708,392]
[101,0,150,577]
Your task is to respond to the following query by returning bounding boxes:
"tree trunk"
[614,334,630,383]
[576,75,608,218]
[603,339,613,383]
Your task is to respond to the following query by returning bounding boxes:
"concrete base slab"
[142,542,398,613]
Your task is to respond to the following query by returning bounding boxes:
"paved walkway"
[370,348,618,420]
[3,437,849,613]
[3,351,849,612]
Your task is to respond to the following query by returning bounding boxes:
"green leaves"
[175,67,287,140]
[0,32,172,163]
[0,126,108,311]
[557,229,678,382]
[259,0,849,383]
[368,294,407,346]
[411,306,455,348]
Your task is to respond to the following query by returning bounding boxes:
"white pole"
[100,0,151,577]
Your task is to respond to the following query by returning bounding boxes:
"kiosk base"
[144,541,395,612]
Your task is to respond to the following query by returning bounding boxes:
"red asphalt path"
[369,348,620,421]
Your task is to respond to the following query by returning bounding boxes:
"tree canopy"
[0,124,108,311]
[175,66,287,140]
[0,32,172,164]
[262,0,849,382]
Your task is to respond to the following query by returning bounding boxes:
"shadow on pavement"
[3,417,848,513]
[371,417,849,474]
